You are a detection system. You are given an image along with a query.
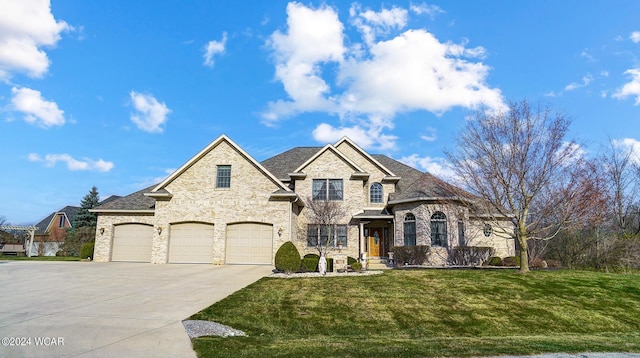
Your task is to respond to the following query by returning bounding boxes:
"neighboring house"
[32,196,121,256]
[92,135,515,265]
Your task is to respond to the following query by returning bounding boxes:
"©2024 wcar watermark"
[2,336,65,347]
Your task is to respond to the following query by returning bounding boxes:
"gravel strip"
[269,270,384,278]
[182,320,247,338]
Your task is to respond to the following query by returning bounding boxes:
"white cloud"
[263,2,345,123]
[28,153,114,172]
[129,91,171,133]
[613,138,640,165]
[264,3,504,150]
[630,31,640,43]
[10,86,65,127]
[564,74,593,91]
[400,154,456,180]
[0,0,71,80]
[555,142,586,167]
[350,3,408,45]
[420,127,437,142]
[613,69,640,105]
[203,32,227,67]
[410,2,445,18]
[312,122,398,150]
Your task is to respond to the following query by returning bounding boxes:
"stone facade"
[92,134,516,266]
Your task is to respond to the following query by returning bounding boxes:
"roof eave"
[89,209,155,214]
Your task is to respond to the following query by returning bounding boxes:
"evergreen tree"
[73,186,100,228]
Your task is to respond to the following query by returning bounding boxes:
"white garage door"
[112,224,153,262]
[169,223,215,263]
[226,223,273,265]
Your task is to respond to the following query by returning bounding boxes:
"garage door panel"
[169,223,214,264]
[226,223,272,265]
[112,224,153,262]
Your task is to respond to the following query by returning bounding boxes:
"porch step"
[367,258,393,270]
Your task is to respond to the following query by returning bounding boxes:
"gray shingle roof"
[92,185,157,211]
[260,147,322,180]
[34,206,79,234]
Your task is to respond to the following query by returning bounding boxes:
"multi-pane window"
[370,182,383,203]
[312,179,343,201]
[216,165,231,188]
[458,220,465,247]
[307,224,348,247]
[403,213,416,246]
[430,212,447,247]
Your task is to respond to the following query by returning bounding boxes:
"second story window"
[312,179,343,201]
[216,165,231,188]
[58,215,65,228]
[370,182,383,203]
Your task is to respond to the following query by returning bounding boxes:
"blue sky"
[1,0,639,225]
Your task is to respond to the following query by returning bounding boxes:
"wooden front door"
[367,228,384,257]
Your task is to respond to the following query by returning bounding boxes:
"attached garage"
[168,222,215,263]
[226,223,273,265]
[112,224,153,262]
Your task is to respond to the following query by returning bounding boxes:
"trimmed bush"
[487,256,503,266]
[347,256,358,266]
[391,245,430,266]
[301,253,320,272]
[447,246,495,266]
[80,241,95,260]
[350,261,363,271]
[502,256,521,267]
[274,242,301,273]
[326,257,334,272]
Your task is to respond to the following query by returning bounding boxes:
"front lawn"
[0,254,81,261]
[190,269,640,357]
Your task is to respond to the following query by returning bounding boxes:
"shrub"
[326,257,334,272]
[530,258,548,269]
[391,245,430,266]
[274,242,301,273]
[545,259,563,268]
[447,246,495,266]
[351,261,363,271]
[80,241,95,260]
[502,256,521,267]
[301,253,320,272]
[347,256,358,266]
[487,256,503,266]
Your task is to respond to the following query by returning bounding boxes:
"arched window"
[370,182,383,203]
[430,212,447,247]
[403,213,416,246]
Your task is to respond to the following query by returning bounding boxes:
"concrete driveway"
[0,261,272,357]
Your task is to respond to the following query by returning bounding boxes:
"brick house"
[92,134,515,265]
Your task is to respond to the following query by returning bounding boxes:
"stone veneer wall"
[93,213,155,262]
[152,140,292,264]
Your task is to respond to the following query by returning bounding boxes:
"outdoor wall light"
[99,227,105,235]
[156,226,163,235]
[277,227,284,237]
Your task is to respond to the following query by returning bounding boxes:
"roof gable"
[293,144,366,174]
[333,137,396,176]
[152,134,291,194]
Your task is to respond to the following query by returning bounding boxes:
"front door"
[367,228,384,257]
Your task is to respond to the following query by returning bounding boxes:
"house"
[32,196,121,256]
[92,135,515,265]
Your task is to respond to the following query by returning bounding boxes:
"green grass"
[0,254,81,261]
[191,269,640,357]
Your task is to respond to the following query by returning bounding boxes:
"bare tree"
[304,197,348,274]
[446,100,586,272]
[602,140,640,236]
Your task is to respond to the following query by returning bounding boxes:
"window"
[483,224,493,237]
[312,179,343,201]
[458,220,465,247]
[216,165,231,188]
[430,212,447,247]
[403,213,416,246]
[370,182,383,203]
[307,224,348,247]
[58,215,65,228]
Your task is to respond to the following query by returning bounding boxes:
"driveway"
[0,261,272,357]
